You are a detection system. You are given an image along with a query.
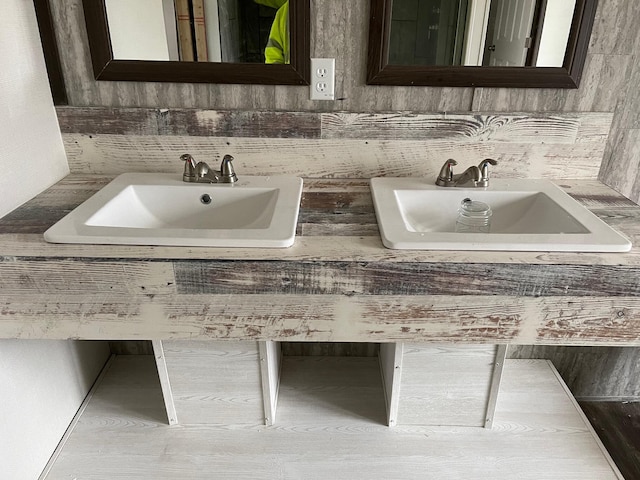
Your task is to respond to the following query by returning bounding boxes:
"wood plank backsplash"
[58,107,611,179]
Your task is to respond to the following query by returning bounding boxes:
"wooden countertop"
[1,175,639,344]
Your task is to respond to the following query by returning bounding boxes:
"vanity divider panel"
[157,341,506,428]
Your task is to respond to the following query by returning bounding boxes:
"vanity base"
[42,357,622,479]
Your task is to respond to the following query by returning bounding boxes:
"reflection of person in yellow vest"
[255,0,289,64]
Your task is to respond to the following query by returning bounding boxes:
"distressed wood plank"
[2,293,640,345]
[1,233,639,265]
[298,223,379,237]
[0,259,176,295]
[57,108,611,145]
[61,133,607,179]
[321,113,597,143]
[56,107,322,139]
[172,261,640,297]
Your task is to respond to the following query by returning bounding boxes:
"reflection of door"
[389,0,469,66]
[484,0,537,66]
[175,0,209,61]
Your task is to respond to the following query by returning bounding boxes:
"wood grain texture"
[580,400,640,480]
[172,260,640,296]
[45,0,637,118]
[321,112,590,142]
[61,132,609,180]
[378,342,402,426]
[509,345,640,398]
[1,176,639,349]
[151,340,178,425]
[276,356,387,426]
[43,357,622,480]
[0,177,638,265]
[57,107,609,143]
[281,342,379,357]
[259,341,281,425]
[48,0,472,112]
[161,341,265,425]
[470,0,640,113]
[472,54,634,113]
[56,109,612,179]
[599,39,640,204]
[45,0,640,204]
[56,107,322,138]
[485,345,508,429]
[397,345,497,427]
[3,293,640,345]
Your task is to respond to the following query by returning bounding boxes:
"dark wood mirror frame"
[367,0,598,88]
[82,0,310,85]
[34,0,68,104]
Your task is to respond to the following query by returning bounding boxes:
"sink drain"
[200,194,212,205]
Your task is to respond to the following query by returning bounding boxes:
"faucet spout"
[195,162,220,183]
[454,166,481,187]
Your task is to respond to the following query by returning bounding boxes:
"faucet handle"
[219,154,238,183]
[478,158,498,185]
[437,159,458,182]
[180,154,197,182]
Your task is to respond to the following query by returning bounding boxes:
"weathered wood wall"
[508,346,640,399]
[598,22,640,205]
[41,0,640,398]
[49,0,637,116]
[58,108,612,179]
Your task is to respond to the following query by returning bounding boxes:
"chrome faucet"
[435,158,498,187]
[180,154,238,184]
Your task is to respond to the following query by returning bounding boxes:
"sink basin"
[370,177,631,252]
[44,173,303,248]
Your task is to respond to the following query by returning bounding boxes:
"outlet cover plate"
[310,58,335,101]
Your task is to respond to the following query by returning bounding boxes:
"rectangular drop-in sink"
[44,173,303,248]
[370,178,631,252]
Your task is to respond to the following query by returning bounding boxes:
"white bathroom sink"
[370,177,631,252]
[44,173,303,247]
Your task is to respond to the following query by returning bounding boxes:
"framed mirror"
[367,0,598,88]
[82,0,310,85]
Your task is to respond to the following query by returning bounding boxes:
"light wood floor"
[43,357,622,479]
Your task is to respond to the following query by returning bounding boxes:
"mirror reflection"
[388,0,576,67]
[105,0,289,63]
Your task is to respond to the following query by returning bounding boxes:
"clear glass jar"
[455,198,492,233]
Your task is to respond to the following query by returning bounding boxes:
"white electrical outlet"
[310,58,335,101]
